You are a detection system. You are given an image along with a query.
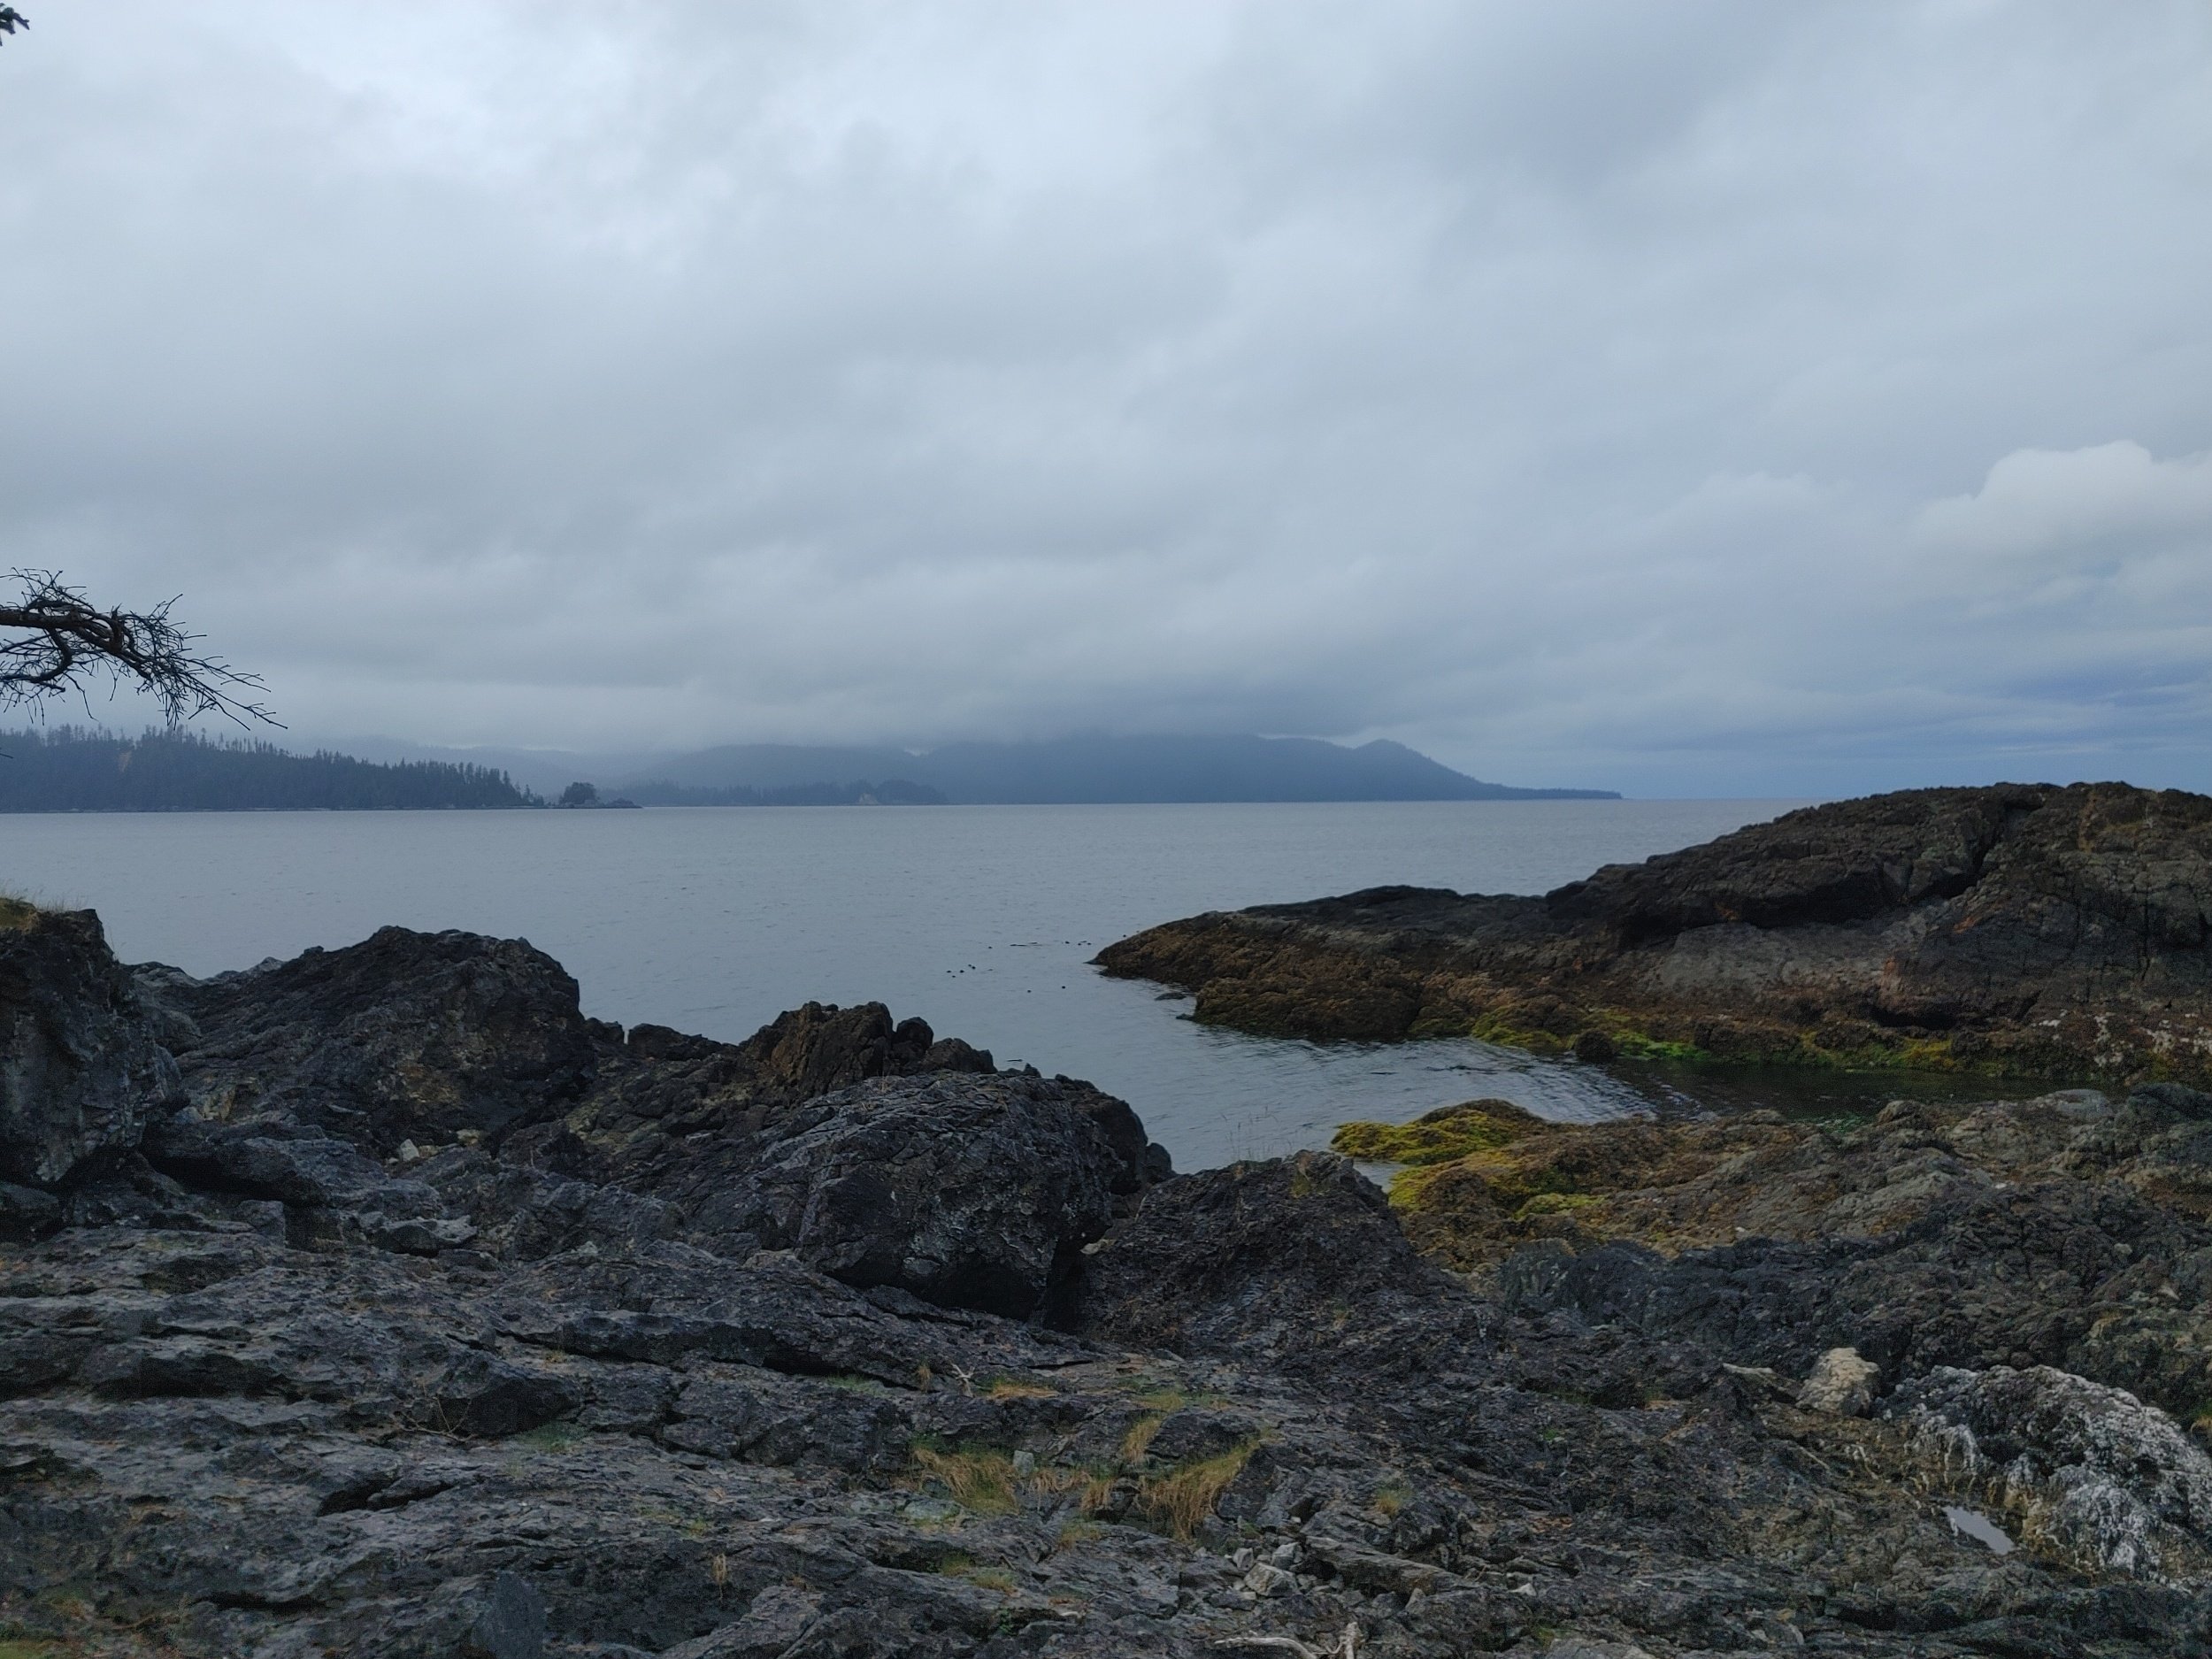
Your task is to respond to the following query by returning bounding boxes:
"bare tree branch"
[0,570,279,728]
[0,9,26,44]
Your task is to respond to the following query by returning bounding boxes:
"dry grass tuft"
[910,1442,1018,1515]
[1052,1517,1106,1553]
[1119,1413,1166,1464]
[1136,1440,1260,1540]
[1026,1461,1120,1515]
[946,1560,1018,1594]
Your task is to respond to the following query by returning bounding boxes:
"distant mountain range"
[334,733,1617,804]
[0,727,1616,810]
[615,735,1614,803]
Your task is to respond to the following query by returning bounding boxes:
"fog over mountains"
[9,8,2208,795]
[334,733,1617,805]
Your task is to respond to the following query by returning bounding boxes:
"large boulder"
[536,1002,998,1193]
[0,907,176,1188]
[730,1001,940,1100]
[677,1071,1143,1318]
[158,927,598,1155]
[1887,1365,2212,1578]
[1071,1151,1481,1382]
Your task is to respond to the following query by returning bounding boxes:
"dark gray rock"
[465,1571,547,1659]
[726,1001,936,1102]
[1071,1150,1483,1383]
[917,1036,993,1074]
[664,1585,822,1657]
[0,1180,61,1240]
[433,1351,581,1438]
[1508,1178,2212,1419]
[1097,782,2212,1085]
[678,1071,1137,1317]
[145,1116,431,1210]
[157,926,598,1154]
[3,916,2208,1658]
[0,908,177,1187]
[421,1150,675,1261]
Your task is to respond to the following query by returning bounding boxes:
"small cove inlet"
[0,797,2058,1171]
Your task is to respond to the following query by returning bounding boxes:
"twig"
[0,569,278,727]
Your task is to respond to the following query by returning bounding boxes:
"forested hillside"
[0,727,539,810]
[616,733,1617,803]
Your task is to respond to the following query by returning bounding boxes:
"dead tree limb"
[0,570,278,727]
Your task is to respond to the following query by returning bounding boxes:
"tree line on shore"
[0,726,537,811]
[0,727,951,812]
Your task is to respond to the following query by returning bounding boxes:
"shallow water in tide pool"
[0,799,2062,1171]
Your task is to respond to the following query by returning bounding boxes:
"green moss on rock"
[1330,1099,1548,1166]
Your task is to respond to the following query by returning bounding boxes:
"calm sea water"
[0,798,1979,1170]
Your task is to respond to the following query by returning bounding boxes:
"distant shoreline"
[0,726,1618,810]
[0,795,1640,815]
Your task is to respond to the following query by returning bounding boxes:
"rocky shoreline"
[6,901,2212,1655]
[1094,782,2212,1087]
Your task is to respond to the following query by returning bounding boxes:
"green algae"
[1330,1099,1543,1167]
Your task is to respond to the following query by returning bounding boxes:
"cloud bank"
[0,0,2208,795]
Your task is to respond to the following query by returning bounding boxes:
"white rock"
[1888,1363,2212,1578]
[1798,1347,1880,1416]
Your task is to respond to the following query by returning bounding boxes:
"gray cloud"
[1,0,2208,795]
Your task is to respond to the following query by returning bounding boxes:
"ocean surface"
[0,799,2021,1170]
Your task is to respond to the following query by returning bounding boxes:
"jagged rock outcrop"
[1072,1150,1482,1385]
[674,1070,1145,1317]
[0,906,177,1191]
[1097,781,2212,1083]
[4,911,2212,1655]
[146,926,601,1153]
[1887,1364,2212,1578]
[1379,1087,2212,1419]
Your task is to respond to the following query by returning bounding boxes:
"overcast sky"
[2,2,2208,796]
